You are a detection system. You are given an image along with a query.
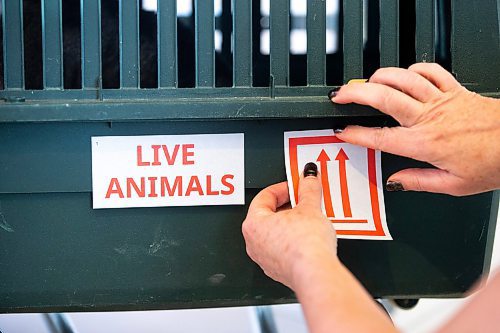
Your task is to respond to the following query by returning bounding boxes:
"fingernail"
[327,87,341,100]
[303,162,318,178]
[334,128,344,134]
[386,181,404,192]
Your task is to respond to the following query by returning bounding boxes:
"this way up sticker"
[92,133,244,209]
[284,130,392,240]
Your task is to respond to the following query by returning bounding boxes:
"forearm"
[437,270,500,333]
[293,256,397,333]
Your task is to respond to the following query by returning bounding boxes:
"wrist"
[290,250,343,293]
[291,255,397,333]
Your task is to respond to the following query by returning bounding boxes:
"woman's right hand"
[331,63,500,196]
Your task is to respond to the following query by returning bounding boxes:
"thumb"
[387,168,467,196]
[298,162,323,210]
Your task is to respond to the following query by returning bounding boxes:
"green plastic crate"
[0,0,499,313]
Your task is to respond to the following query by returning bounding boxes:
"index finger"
[297,172,323,211]
[247,181,290,217]
[331,82,423,127]
[336,125,424,161]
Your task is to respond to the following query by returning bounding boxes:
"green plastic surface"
[0,118,498,312]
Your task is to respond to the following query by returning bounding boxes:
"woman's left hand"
[242,173,337,289]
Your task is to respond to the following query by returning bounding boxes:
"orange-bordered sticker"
[285,130,392,240]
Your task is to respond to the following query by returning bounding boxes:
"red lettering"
[206,175,220,195]
[105,178,124,198]
[140,144,190,166]
[183,144,195,165]
[186,175,204,196]
[148,177,158,197]
[221,174,235,195]
[137,146,150,166]
[151,145,161,166]
[126,177,146,198]
[161,176,183,196]
[163,144,180,165]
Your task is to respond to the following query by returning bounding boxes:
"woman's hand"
[331,63,500,196]
[242,168,396,333]
[242,169,337,289]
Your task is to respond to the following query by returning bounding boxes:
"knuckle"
[370,67,392,81]
[263,268,275,280]
[298,187,318,203]
[245,245,257,261]
[381,89,396,111]
[408,62,424,71]
[411,174,424,192]
[241,219,253,238]
[373,127,389,151]
[369,69,383,82]
[428,62,442,71]
[299,185,313,198]
[408,63,419,71]
[405,71,423,89]
[409,62,431,71]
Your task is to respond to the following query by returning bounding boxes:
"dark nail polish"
[328,87,341,100]
[303,162,318,178]
[334,128,344,134]
[386,181,404,192]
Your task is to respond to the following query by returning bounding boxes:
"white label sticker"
[284,130,391,240]
[92,133,245,209]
